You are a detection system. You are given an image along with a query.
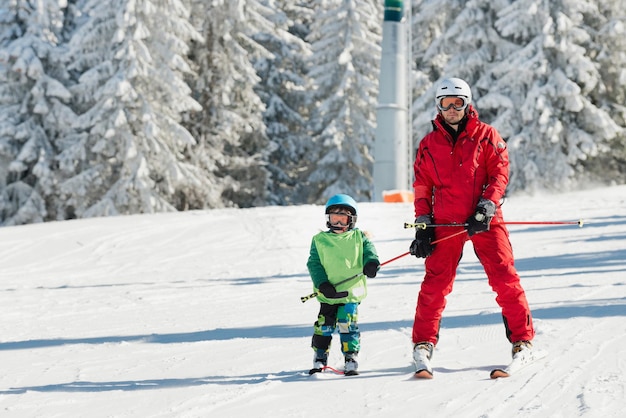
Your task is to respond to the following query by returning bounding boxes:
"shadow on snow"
[1,297,624,352]
[0,366,411,394]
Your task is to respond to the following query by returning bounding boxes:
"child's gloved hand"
[318,282,349,298]
[363,261,380,278]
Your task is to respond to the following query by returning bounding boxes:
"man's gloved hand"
[409,215,435,258]
[465,198,496,236]
[363,260,380,278]
[318,282,349,298]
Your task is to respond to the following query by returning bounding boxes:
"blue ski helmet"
[325,194,358,230]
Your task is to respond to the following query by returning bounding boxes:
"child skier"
[306,194,380,376]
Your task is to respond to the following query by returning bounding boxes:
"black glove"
[363,261,380,278]
[409,215,435,258]
[465,198,496,236]
[318,282,349,299]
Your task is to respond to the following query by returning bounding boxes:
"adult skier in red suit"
[409,77,535,378]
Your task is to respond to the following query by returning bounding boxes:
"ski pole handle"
[300,292,320,303]
[300,272,362,303]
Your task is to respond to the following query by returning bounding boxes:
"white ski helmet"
[435,77,472,104]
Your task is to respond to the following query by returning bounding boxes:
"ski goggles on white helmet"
[437,96,469,111]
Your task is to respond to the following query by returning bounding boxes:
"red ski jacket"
[413,105,509,223]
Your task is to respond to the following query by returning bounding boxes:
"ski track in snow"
[0,187,625,417]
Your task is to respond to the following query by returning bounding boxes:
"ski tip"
[414,369,434,379]
[490,369,509,379]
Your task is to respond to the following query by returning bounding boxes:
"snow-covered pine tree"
[482,0,622,192]
[185,0,269,209]
[410,0,623,194]
[60,0,206,218]
[411,0,523,142]
[0,0,73,225]
[252,0,312,205]
[303,0,381,204]
[410,0,470,144]
[277,0,313,41]
[595,0,626,110]
[412,0,531,186]
[581,0,626,183]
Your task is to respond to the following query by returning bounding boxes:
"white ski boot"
[413,342,434,378]
[309,352,328,375]
[344,353,359,376]
[511,340,533,360]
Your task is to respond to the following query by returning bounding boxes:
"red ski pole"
[300,251,412,303]
[431,229,467,244]
[494,220,584,227]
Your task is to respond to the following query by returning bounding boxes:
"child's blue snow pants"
[311,302,360,358]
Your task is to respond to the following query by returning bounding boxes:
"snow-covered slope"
[1,186,625,417]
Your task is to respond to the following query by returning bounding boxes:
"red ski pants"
[412,224,535,345]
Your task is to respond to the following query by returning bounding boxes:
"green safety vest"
[307,229,377,304]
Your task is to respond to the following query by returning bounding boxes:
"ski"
[490,349,548,379]
[414,369,433,379]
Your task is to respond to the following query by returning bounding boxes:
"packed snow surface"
[1,186,625,417]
